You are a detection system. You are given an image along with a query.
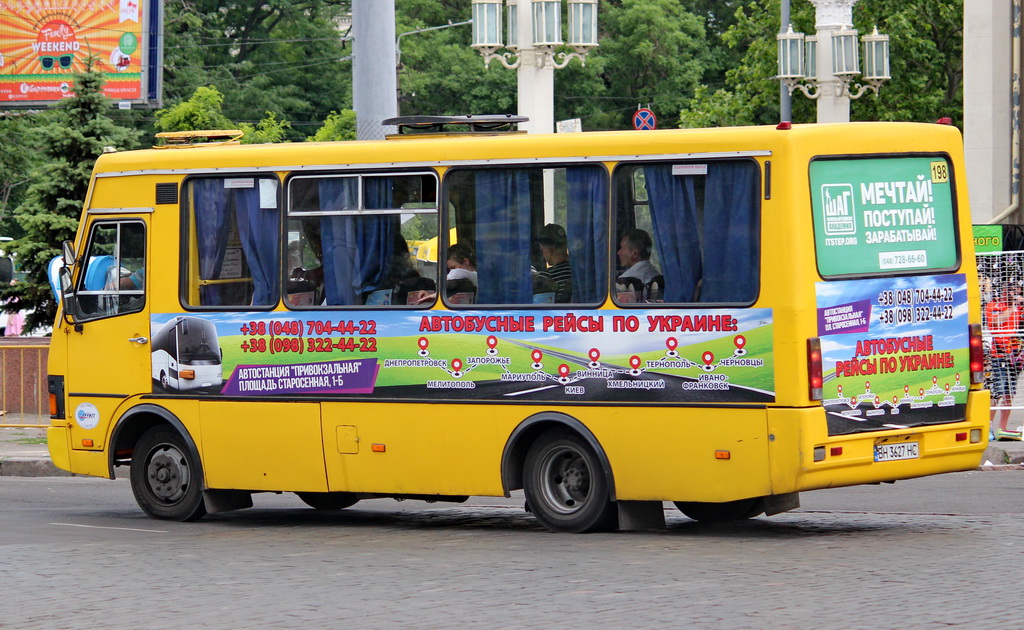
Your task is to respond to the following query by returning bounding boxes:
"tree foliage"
[162,0,354,140]
[5,67,140,331]
[0,114,41,238]
[306,110,357,141]
[678,0,964,128]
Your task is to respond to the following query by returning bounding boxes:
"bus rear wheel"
[130,427,206,522]
[296,492,359,511]
[523,429,617,533]
[674,498,765,523]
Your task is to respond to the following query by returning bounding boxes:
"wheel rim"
[538,444,592,515]
[145,443,190,504]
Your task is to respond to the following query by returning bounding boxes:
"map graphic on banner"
[0,0,156,105]
[149,308,776,404]
[816,273,969,435]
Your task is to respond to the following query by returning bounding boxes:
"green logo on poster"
[119,32,138,55]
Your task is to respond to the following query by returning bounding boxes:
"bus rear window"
[810,156,959,277]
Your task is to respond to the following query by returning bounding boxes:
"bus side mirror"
[61,240,76,268]
[59,267,80,324]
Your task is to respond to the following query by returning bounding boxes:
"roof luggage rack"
[383,115,528,137]
[154,129,245,148]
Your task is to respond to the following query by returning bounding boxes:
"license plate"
[874,441,919,462]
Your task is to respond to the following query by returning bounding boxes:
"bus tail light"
[808,337,823,400]
[180,369,196,380]
[969,323,985,384]
[48,375,65,420]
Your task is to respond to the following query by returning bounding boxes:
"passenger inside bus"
[445,241,477,303]
[535,223,573,303]
[615,228,663,303]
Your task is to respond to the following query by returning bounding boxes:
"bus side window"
[75,221,146,320]
[184,177,281,308]
[443,165,607,307]
[614,160,760,305]
[285,172,439,308]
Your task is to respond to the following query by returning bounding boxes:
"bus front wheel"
[296,492,359,511]
[130,427,206,521]
[523,429,617,533]
[674,498,765,523]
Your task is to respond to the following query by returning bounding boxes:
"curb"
[0,457,73,477]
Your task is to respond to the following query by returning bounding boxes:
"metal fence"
[978,251,1024,409]
[0,338,49,427]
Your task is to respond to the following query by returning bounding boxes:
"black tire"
[296,492,359,511]
[130,427,206,521]
[523,429,617,533]
[160,371,169,390]
[674,498,765,523]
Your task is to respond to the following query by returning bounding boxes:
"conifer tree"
[3,65,139,332]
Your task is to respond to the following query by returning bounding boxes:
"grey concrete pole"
[352,0,398,140]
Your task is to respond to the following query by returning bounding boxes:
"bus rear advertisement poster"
[149,308,775,404]
[816,273,969,435]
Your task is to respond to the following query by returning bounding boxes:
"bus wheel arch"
[110,404,201,480]
[502,413,618,532]
[501,412,616,500]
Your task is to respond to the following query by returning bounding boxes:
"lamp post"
[470,0,598,134]
[776,0,889,123]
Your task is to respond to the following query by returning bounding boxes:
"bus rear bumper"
[769,389,990,494]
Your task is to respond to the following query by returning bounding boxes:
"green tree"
[306,109,357,141]
[678,0,963,128]
[153,85,235,132]
[0,114,41,239]
[5,67,140,332]
[162,0,353,141]
[155,86,294,144]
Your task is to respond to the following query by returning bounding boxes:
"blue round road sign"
[633,108,657,130]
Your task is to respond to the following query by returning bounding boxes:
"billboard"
[0,0,162,107]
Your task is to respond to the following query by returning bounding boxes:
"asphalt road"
[2,471,1023,628]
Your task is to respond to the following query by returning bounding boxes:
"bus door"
[63,214,150,451]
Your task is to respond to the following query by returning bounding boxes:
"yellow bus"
[48,117,989,532]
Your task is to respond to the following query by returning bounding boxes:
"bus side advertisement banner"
[816,274,969,434]
[148,308,775,404]
[810,156,958,276]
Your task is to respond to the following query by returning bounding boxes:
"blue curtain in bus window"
[358,178,396,294]
[475,170,533,305]
[319,179,359,305]
[193,179,231,305]
[700,162,759,302]
[233,183,279,305]
[565,166,607,303]
[644,166,702,302]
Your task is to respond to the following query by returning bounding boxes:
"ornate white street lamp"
[776,0,889,123]
[470,0,598,133]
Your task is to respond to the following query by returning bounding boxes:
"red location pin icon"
[487,335,498,350]
[904,385,910,395]
[418,337,429,351]
[734,335,746,350]
[865,381,870,390]
[945,383,950,392]
[893,396,898,404]
[919,388,925,396]
[955,373,961,383]
[702,351,714,367]
[629,355,642,370]
[532,349,543,363]
[558,364,570,377]
[932,375,938,385]
[589,348,601,362]
[666,337,678,351]
[874,396,880,405]
[850,397,858,406]
[838,384,843,395]
[451,358,463,372]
